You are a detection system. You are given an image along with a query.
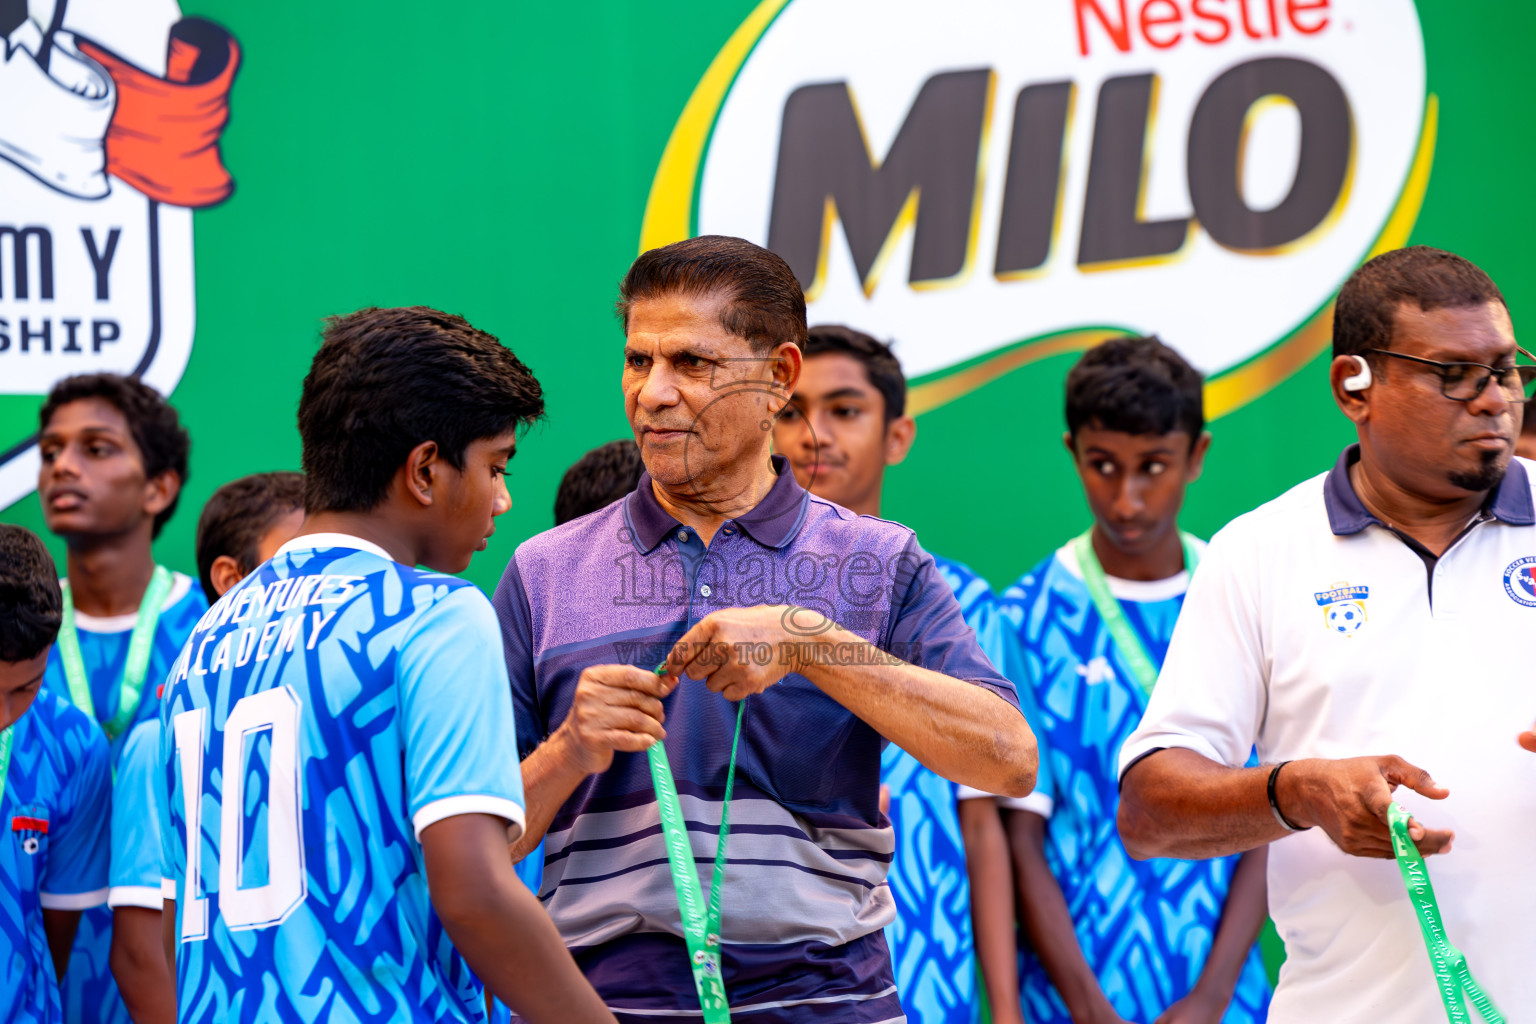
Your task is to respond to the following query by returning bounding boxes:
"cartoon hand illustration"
[0,18,114,198]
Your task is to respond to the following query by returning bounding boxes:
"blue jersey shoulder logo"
[1503,557,1536,607]
[1314,582,1369,635]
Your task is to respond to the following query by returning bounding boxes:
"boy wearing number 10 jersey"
[157,308,616,1024]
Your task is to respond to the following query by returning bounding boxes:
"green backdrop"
[5,1,1535,596]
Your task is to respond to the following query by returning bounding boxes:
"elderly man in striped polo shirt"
[492,235,1038,1024]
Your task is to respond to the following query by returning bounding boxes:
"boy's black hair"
[803,325,906,423]
[38,373,191,538]
[194,471,306,602]
[1066,335,1205,445]
[1334,246,1507,361]
[554,440,644,526]
[299,307,545,514]
[0,524,63,663]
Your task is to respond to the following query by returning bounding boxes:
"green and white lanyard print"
[648,663,744,1024]
[1070,528,1200,696]
[57,565,172,740]
[1387,805,1504,1022]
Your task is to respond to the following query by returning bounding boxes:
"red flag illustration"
[78,18,240,208]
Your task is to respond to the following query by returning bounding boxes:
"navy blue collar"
[623,453,810,553]
[1323,443,1535,536]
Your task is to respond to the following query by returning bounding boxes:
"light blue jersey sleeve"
[108,721,165,910]
[967,591,1056,810]
[39,720,111,906]
[399,585,527,841]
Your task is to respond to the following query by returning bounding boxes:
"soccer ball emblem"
[1327,601,1366,635]
[22,837,38,855]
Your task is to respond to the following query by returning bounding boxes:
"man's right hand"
[1277,755,1453,858]
[554,665,677,775]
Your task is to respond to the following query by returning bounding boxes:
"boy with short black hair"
[158,306,615,1023]
[774,324,1036,1024]
[554,440,644,526]
[0,523,112,1024]
[35,372,206,1024]
[193,471,306,601]
[960,335,1270,1024]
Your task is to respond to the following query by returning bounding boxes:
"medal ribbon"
[0,726,13,812]
[1071,529,1201,696]
[58,565,173,739]
[1387,803,1504,1023]
[648,664,744,1023]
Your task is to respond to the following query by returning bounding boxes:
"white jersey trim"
[161,877,177,899]
[1055,540,1204,604]
[108,885,164,910]
[40,887,109,910]
[955,784,1054,817]
[413,795,526,843]
[274,532,396,564]
[69,572,195,633]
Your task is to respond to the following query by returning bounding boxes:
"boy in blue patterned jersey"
[774,325,1047,1024]
[107,720,172,1024]
[0,524,113,1024]
[35,373,206,1024]
[959,337,1271,1024]
[194,471,307,604]
[97,473,308,1024]
[157,306,614,1024]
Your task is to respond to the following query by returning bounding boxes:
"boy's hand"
[1153,988,1224,1024]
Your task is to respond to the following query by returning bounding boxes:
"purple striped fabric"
[493,456,1020,1022]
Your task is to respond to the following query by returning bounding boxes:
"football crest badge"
[12,811,49,855]
[1314,582,1369,636]
[0,0,240,510]
[1503,557,1536,608]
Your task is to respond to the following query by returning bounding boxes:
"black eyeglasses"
[1363,347,1536,404]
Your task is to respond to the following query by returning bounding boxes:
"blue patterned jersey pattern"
[109,722,166,909]
[999,544,1270,1024]
[882,555,1049,1024]
[44,572,206,1024]
[157,535,527,1024]
[0,690,112,1024]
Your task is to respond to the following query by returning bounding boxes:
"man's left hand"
[1520,724,1536,753]
[662,605,832,701]
[1152,988,1225,1024]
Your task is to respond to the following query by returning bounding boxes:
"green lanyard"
[648,665,744,1023]
[58,565,172,740]
[0,726,12,813]
[1071,528,1201,697]
[1387,803,1505,1023]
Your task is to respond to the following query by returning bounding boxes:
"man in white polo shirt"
[1116,245,1536,1023]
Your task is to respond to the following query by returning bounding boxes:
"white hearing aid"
[1342,355,1373,392]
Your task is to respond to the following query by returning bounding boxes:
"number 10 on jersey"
[173,686,308,939]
